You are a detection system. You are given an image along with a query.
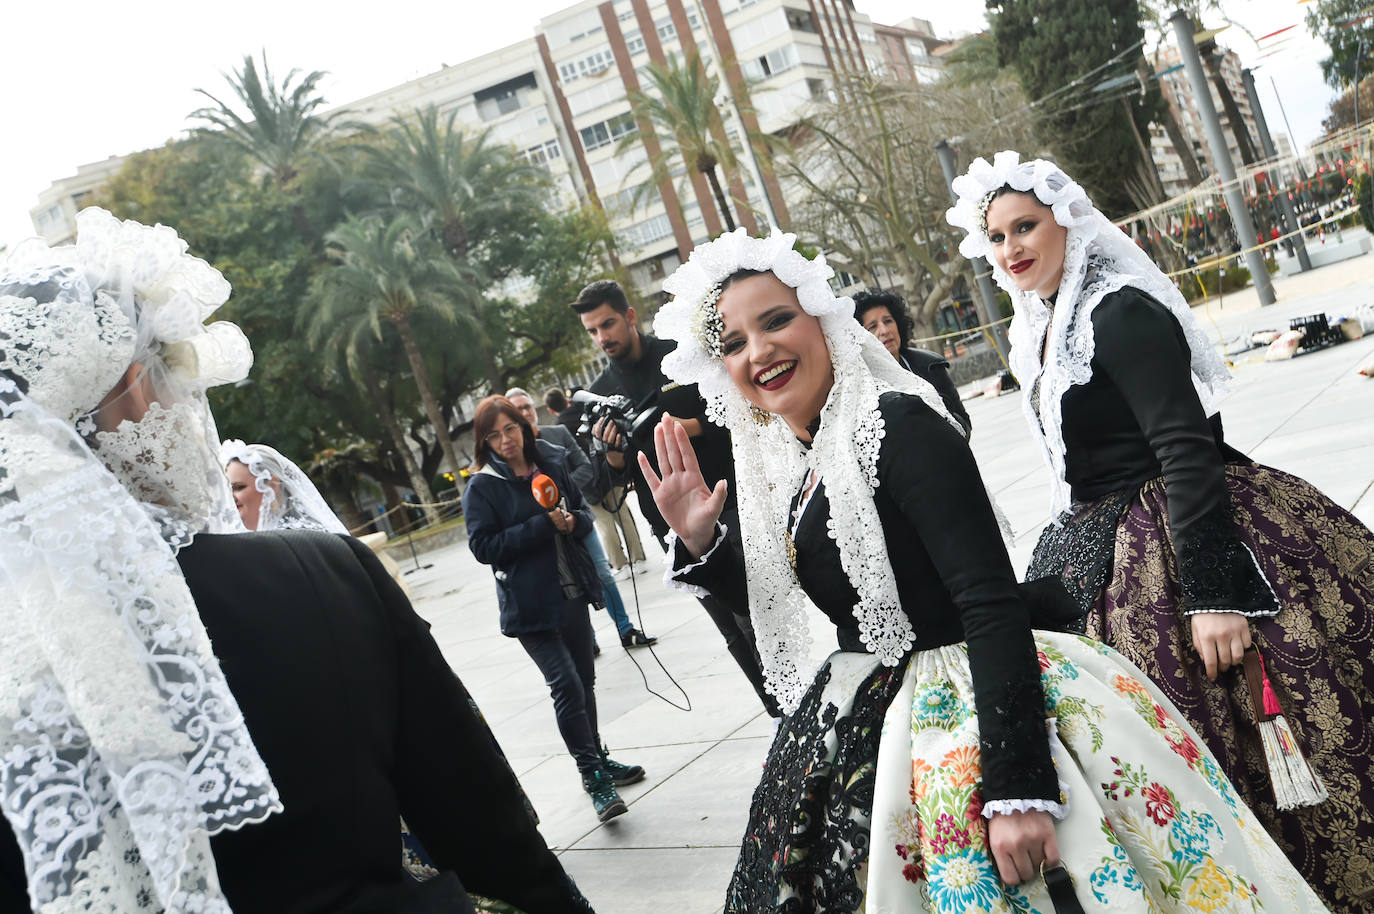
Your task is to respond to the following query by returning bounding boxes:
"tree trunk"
[704,166,736,232]
[360,362,441,527]
[392,313,465,483]
[1204,48,1258,166]
[441,215,503,392]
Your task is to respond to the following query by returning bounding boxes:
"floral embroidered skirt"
[725,634,1328,913]
[1034,463,1374,910]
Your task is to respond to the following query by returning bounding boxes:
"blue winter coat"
[462,439,600,635]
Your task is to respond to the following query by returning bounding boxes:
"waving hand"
[637,417,727,558]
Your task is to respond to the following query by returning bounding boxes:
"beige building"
[29,155,131,244]
[338,0,944,299]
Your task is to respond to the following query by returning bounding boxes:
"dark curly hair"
[852,289,914,353]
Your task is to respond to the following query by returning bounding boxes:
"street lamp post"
[934,139,1010,363]
[1170,9,1277,305]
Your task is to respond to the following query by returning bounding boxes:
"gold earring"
[750,405,773,426]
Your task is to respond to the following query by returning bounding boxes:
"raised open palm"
[637,417,727,558]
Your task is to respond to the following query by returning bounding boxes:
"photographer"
[571,281,780,718]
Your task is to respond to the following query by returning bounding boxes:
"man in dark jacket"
[507,387,655,648]
[571,280,780,719]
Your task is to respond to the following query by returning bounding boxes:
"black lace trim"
[978,673,1062,805]
[725,656,908,914]
[1175,496,1278,614]
[1026,491,1135,632]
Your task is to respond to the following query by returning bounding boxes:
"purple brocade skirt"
[1033,462,1374,910]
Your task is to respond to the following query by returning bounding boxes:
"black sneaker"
[620,628,657,647]
[581,768,628,822]
[600,746,645,786]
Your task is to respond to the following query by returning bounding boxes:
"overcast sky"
[1,0,1334,251]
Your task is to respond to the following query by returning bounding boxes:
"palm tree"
[306,214,480,485]
[191,51,340,244]
[191,51,338,189]
[619,52,782,231]
[305,310,443,526]
[362,106,546,389]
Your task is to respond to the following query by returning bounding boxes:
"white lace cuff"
[661,523,729,598]
[983,798,1070,820]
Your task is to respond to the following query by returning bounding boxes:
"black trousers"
[518,598,602,774]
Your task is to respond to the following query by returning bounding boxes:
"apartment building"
[29,155,131,245]
[339,0,938,299]
[1149,43,1262,197]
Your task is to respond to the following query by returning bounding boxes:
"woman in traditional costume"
[637,225,1328,913]
[0,208,594,914]
[221,439,350,533]
[948,150,1374,910]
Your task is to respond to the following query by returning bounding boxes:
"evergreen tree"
[1306,0,1374,90]
[987,0,1163,215]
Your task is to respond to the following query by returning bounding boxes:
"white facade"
[29,155,130,244]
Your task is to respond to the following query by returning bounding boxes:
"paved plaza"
[401,248,1374,914]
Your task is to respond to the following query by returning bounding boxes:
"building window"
[580,111,638,151]
[656,17,677,41]
[741,44,799,81]
[617,213,674,248]
[521,139,563,167]
[625,31,646,55]
[559,48,616,85]
[784,7,815,33]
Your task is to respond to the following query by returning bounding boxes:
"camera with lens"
[571,388,662,454]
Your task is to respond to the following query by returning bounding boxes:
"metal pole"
[1170,10,1277,305]
[934,139,1011,362]
[1242,68,1312,271]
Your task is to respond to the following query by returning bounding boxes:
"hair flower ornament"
[944,150,1231,521]
[944,150,1094,261]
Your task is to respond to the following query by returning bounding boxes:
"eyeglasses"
[484,423,524,446]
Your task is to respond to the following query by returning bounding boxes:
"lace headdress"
[0,208,280,913]
[221,440,348,534]
[945,151,1231,520]
[657,227,965,712]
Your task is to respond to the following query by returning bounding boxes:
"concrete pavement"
[404,249,1374,914]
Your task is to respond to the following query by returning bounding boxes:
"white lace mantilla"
[946,152,1232,521]
[656,228,967,712]
[0,208,274,911]
[220,439,347,534]
[0,397,281,912]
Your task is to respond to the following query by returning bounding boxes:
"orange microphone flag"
[531,473,560,508]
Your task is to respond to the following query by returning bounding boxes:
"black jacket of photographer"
[587,334,735,542]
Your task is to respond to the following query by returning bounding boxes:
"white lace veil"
[945,151,1232,520]
[657,227,965,712]
[220,440,348,534]
[0,208,280,913]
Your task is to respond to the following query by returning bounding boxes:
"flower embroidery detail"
[1144,782,1176,826]
[943,745,981,788]
[925,845,1005,913]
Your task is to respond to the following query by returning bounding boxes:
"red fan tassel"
[1247,648,1327,810]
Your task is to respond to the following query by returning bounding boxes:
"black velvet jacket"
[672,393,1061,807]
[901,347,972,436]
[1055,287,1273,613]
[2,531,590,914]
